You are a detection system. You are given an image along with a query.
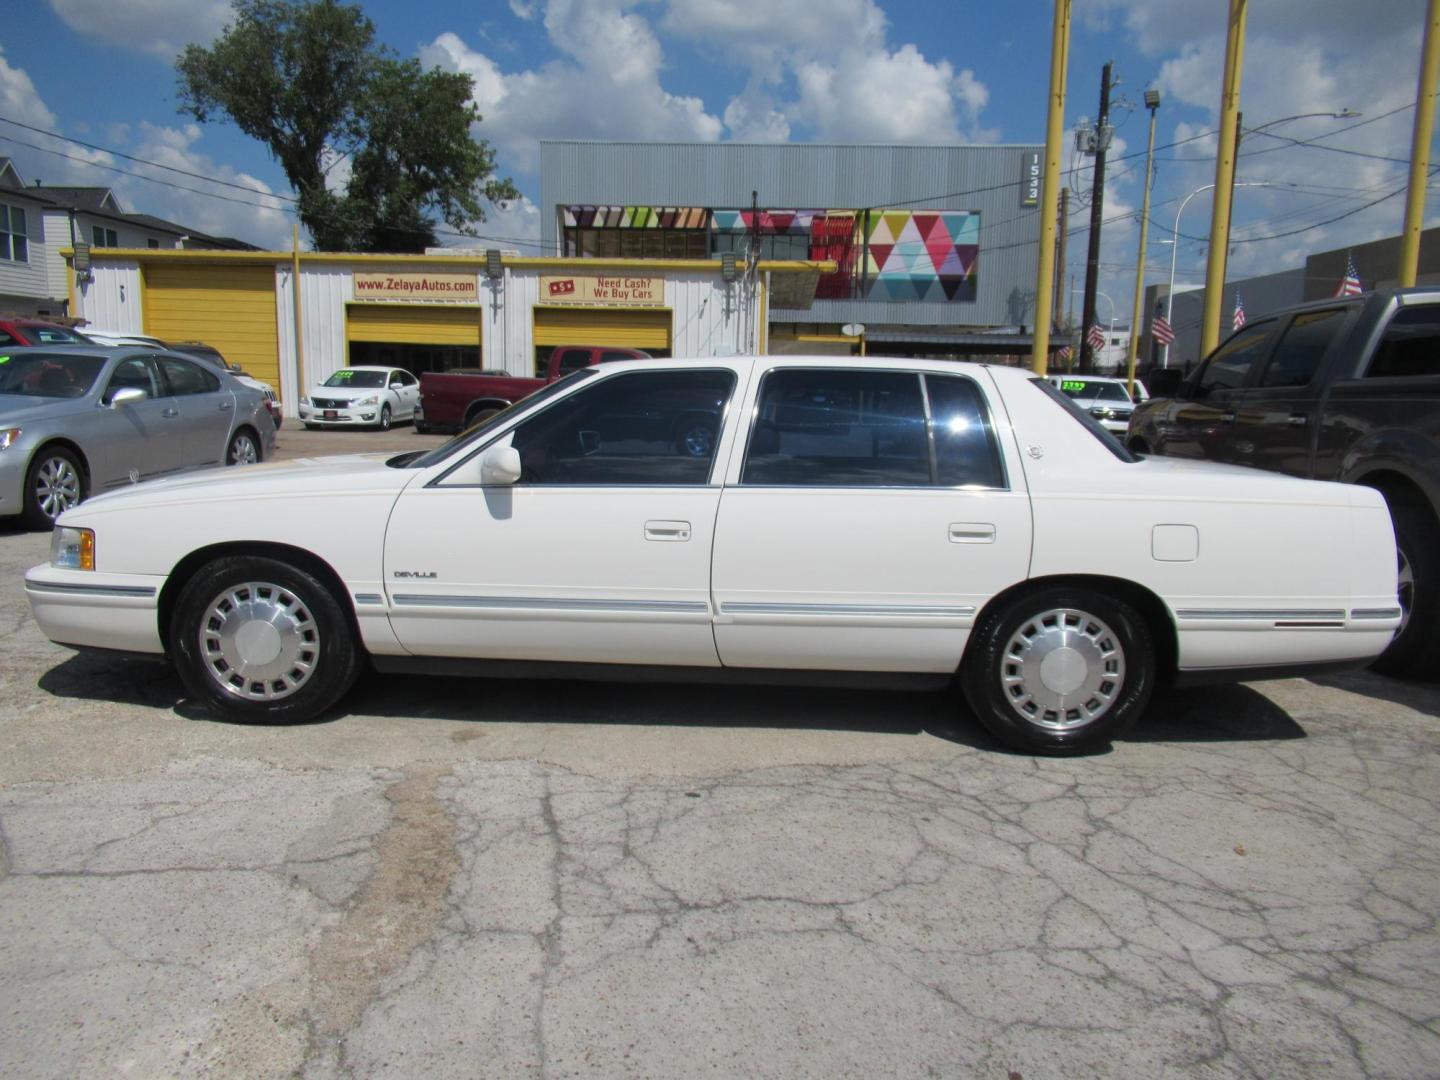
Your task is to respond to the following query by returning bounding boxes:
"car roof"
[0,343,219,361]
[336,365,398,373]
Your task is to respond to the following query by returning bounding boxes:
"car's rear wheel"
[227,430,260,466]
[377,404,392,431]
[1370,495,1440,678]
[170,556,363,724]
[22,446,85,528]
[465,406,501,431]
[961,586,1155,755]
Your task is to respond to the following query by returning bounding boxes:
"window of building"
[1258,308,1348,388]
[1367,305,1440,379]
[509,369,737,485]
[147,238,161,249]
[92,226,119,248]
[564,227,707,260]
[0,203,28,262]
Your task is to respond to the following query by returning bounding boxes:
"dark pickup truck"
[415,345,650,433]
[1127,288,1440,676]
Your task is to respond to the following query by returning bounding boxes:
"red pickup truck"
[414,345,651,433]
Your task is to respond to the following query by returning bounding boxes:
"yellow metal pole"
[1126,105,1158,399]
[1029,0,1072,375]
[1400,0,1440,287]
[1201,0,1247,357]
[291,223,305,404]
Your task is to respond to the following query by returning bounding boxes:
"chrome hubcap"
[230,435,258,465]
[681,426,713,458]
[35,457,81,519]
[1001,608,1126,731]
[200,582,319,700]
[1397,545,1415,636]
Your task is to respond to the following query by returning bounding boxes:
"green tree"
[177,0,517,252]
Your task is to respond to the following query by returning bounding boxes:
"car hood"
[309,385,387,400]
[64,453,419,519]
[0,396,92,424]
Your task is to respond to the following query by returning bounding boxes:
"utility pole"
[1054,188,1069,337]
[1079,61,1113,374]
[1400,0,1440,287]
[1028,0,1073,375]
[1126,90,1160,398]
[1201,0,1247,356]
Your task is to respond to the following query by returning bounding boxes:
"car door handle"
[1220,412,1237,423]
[1287,414,1308,427]
[949,523,996,544]
[645,520,691,542]
[162,407,179,418]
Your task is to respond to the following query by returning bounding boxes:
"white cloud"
[439,194,546,255]
[421,11,723,177]
[0,45,113,185]
[46,0,230,58]
[508,0,537,18]
[659,0,992,143]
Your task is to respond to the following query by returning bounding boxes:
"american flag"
[1086,323,1106,351]
[1232,292,1246,330]
[1057,343,1072,361]
[1152,314,1176,346]
[1333,254,1363,297]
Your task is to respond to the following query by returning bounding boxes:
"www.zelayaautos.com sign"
[353,272,479,301]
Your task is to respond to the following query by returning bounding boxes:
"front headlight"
[355,395,379,406]
[299,396,311,406]
[0,427,20,450]
[51,527,95,571]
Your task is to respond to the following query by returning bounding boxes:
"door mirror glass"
[109,386,148,408]
[390,381,404,390]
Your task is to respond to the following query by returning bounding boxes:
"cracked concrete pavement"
[2,430,1439,1078]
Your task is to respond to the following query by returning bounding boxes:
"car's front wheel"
[227,430,260,466]
[377,404,392,431]
[1370,494,1440,678]
[170,556,363,724]
[22,446,85,528]
[961,586,1155,755]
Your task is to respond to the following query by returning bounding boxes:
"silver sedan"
[0,346,276,527]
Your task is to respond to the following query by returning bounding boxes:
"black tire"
[1370,495,1440,678]
[377,404,392,431]
[226,429,260,466]
[414,421,433,435]
[170,556,363,724]
[961,586,1155,755]
[465,406,501,431]
[21,445,85,528]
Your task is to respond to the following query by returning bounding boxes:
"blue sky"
[2,0,1433,314]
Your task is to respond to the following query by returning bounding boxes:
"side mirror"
[480,444,523,485]
[390,381,404,390]
[108,387,148,408]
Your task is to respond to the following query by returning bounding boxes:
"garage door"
[346,304,481,346]
[533,307,672,351]
[144,264,280,389]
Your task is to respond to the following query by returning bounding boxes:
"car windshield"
[323,369,388,389]
[30,326,88,344]
[0,352,105,398]
[1058,379,1130,402]
[395,369,597,470]
[1032,379,1138,462]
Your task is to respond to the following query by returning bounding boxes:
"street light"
[1162,181,1272,368]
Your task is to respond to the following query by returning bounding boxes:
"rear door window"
[158,356,220,396]
[1367,305,1440,378]
[1257,308,1348,388]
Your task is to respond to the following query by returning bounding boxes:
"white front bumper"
[25,564,167,654]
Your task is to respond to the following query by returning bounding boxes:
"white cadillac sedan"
[24,357,1401,755]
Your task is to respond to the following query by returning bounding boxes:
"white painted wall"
[40,209,74,305]
[74,260,144,333]
[77,213,180,252]
[0,194,51,308]
[277,264,352,413]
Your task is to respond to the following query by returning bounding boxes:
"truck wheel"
[960,586,1155,755]
[1371,496,1440,679]
[465,407,501,431]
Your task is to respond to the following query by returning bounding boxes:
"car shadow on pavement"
[1130,683,1306,743]
[1310,669,1440,719]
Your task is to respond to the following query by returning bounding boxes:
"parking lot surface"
[1,428,1438,1078]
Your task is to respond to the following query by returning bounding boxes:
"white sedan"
[298,366,420,430]
[24,357,1401,755]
